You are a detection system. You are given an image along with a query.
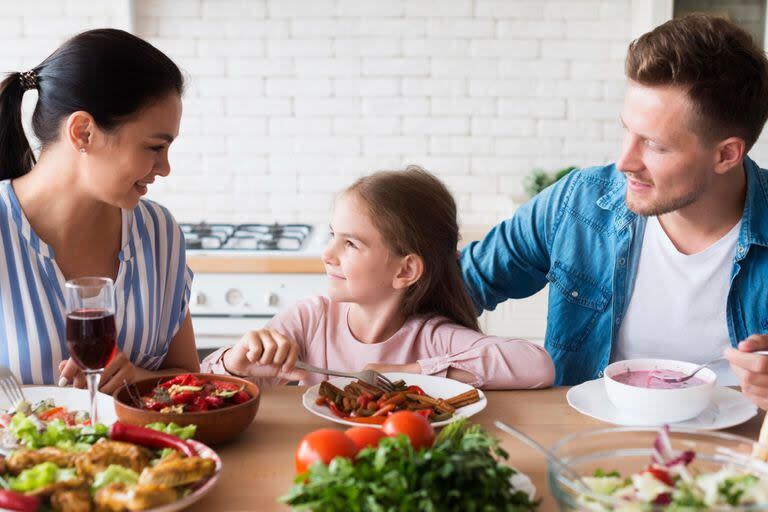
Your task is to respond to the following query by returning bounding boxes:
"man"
[460,14,768,408]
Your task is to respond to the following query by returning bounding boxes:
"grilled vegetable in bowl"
[138,374,251,413]
[113,373,260,445]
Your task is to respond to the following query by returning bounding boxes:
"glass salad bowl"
[548,426,768,511]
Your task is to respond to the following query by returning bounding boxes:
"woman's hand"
[364,362,421,374]
[58,352,141,395]
[223,329,306,381]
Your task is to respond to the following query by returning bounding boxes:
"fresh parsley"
[280,419,538,511]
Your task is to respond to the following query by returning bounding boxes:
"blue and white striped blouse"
[0,180,193,384]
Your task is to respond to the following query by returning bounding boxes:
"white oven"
[182,223,329,354]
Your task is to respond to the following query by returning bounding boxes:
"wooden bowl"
[113,373,260,445]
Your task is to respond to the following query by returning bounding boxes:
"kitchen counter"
[187,254,325,273]
[186,224,495,274]
[185,386,764,511]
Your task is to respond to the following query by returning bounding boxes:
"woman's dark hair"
[346,166,480,331]
[0,28,184,181]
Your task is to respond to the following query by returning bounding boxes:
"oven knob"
[266,292,279,307]
[225,289,243,306]
[193,292,207,306]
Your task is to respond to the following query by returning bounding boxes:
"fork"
[0,366,26,408]
[294,361,396,392]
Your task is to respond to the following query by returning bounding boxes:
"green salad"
[281,419,538,512]
[577,427,768,510]
[0,409,197,495]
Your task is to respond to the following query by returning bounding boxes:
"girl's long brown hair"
[346,166,480,331]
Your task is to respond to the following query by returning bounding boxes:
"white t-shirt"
[613,215,741,385]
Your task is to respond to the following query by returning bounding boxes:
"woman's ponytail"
[0,29,183,183]
[0,72,35,181]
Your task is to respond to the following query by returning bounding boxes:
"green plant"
[524,165,577,197]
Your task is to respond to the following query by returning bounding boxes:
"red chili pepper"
[109,422,197,457]
[231,391,250,404]
[406,385,426,396]
[0,489,40,512]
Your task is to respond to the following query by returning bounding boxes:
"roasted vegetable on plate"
[0,405,219,512]
[315,378,481,425]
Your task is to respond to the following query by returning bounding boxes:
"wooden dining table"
[185,386,764,512]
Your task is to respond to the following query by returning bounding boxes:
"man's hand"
[725,334,768,409]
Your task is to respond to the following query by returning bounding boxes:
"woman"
[0,28,199,393]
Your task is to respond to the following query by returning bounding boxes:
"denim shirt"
[460,157,768,385]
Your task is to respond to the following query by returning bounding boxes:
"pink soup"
[611,369,707,389]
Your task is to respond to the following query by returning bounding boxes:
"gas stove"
[183,222,329,351]
[180,222,327,254]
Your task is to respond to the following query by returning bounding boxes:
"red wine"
[66,309,117,370]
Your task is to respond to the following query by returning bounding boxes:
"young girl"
[202,167,554,389]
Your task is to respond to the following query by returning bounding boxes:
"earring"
[79,148,86,153]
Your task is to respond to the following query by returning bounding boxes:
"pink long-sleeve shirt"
[201,296,555,390]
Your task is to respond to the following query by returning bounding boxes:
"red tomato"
[382,411,435,450]
[294,429,358,474]
[38,407,66,421]
[345,427,387,451]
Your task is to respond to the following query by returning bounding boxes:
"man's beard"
[624,174,708,217]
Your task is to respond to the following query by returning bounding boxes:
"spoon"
[655,350,768,384]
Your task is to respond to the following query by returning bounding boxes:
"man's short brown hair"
[626,14,768,151]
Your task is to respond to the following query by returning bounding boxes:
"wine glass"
[64,277,117,425]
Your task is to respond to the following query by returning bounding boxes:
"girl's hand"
[58,351,138,395]
[224,329,306,381]
[364,362,421,374]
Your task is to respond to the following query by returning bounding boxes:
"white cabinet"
[478,286,548,346]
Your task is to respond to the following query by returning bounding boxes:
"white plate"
[302,372,487,428]
[0,385,117,425]
[567,378,757,430]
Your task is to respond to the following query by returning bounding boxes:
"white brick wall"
[5,0,768,226]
